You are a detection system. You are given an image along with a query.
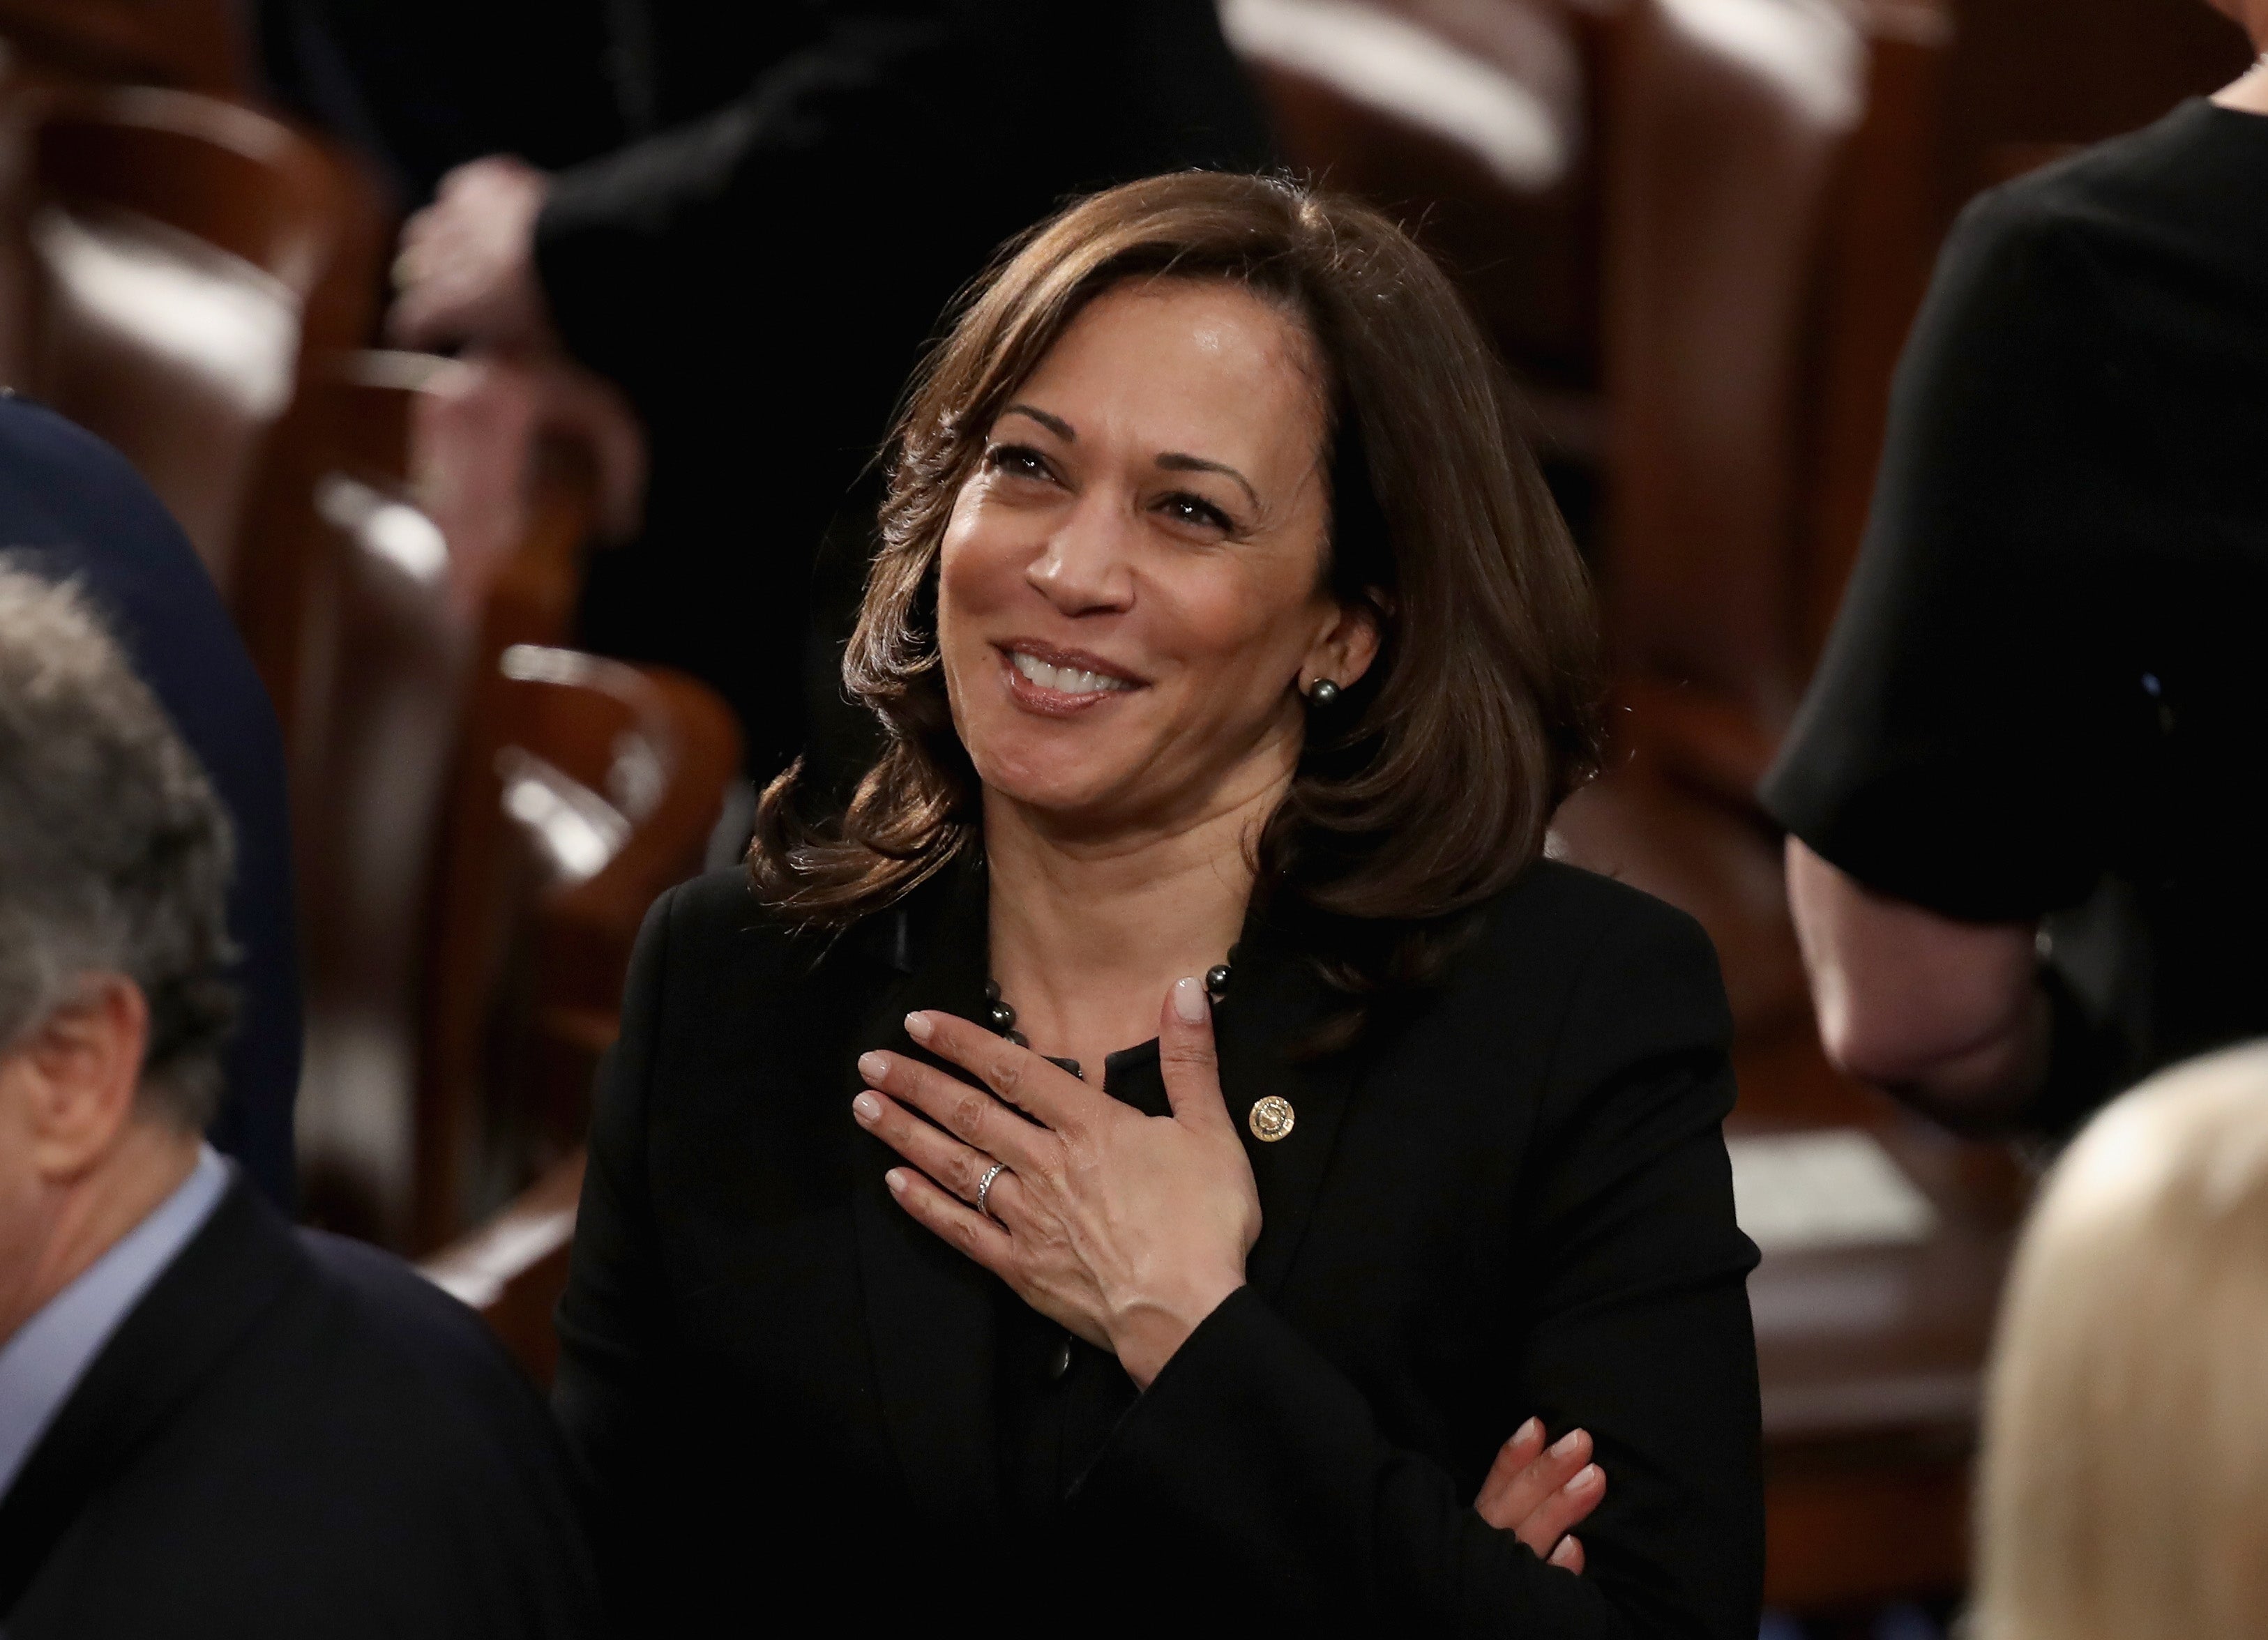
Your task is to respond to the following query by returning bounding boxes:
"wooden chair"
[421,1148,589,1388]
[1225,0,1608,499]
[283,350,596,1240]
[418,647,739,1367]
[286,355,484,1247]
[416,641,739,1250]
[6,84,383,708]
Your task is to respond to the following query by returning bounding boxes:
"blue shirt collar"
[0,1144,230,1501]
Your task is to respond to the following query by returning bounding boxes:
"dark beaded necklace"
[982,950,1236,1081]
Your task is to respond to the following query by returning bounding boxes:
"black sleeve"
[1073,906,1762,1639]
[534,5,956,401]
[1761,184,2156,921]
[532,1,1269,425]
[551,884,679,1607]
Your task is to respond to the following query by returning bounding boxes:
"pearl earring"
[1306,678,1341,707]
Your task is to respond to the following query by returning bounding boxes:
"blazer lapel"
[0,1175,296,1618]
[1216,932,1365,1303]
[845,863,1004,1528]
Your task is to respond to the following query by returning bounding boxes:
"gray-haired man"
[0,570,598,1638]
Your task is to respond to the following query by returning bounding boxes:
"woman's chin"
[970,750,1138,826]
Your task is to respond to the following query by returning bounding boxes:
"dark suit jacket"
[0,400,300,1208]
[531,1,1274,766]
[555,858,1764,1636]
[0,1175,600,1639]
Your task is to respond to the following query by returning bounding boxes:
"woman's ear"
[1306,591,1385,692]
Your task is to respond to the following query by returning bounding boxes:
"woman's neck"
[983,764,1287,1080]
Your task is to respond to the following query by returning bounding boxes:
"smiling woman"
[554,172,1763,1638]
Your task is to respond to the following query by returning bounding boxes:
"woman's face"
[936,278,1377,833]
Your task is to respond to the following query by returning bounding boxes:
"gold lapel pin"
[1248,1095,1296,1142]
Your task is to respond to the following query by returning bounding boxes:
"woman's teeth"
[1011,651,1131,694]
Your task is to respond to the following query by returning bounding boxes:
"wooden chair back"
[0,0,246,91]
[1225,0,1605,466]
[287,358,481,1245]
[1598,0,1946,729]
[417,648,738,1365]
[417,643,739,1249]
[10,86,381,681]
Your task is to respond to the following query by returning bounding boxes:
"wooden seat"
[6,84,381,694]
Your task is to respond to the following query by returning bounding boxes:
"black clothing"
[0,1174,599,1639]
[254,0,623,204]
[532,1,1273,770]
[0,401,301,1208]
[1763,100,2268,1118]
[554,859,1763,1636]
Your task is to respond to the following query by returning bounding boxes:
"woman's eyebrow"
[1158,452,1260,510]
[1000,403,1075,441]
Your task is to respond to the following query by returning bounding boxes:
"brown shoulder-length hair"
[753,171,1601,989]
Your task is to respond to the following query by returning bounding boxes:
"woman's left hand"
[852,976,1261,1388]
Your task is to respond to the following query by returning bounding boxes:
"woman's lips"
[996,645,1144,715]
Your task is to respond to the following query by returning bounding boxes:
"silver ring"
[976,1162,1006,1222]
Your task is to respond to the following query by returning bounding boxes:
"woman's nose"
[1025,495,1135,616]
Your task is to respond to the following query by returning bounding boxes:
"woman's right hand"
[1475,1420,1605,1572]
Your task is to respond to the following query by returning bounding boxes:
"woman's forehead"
[1003,280,1326,471]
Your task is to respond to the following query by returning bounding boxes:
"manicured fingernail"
[1549,1538,1579,1568]
[1513,1417,1541,1446]
[852,1093,882,1123]
[903,1011,933,1042]
[885,1169,908,1194]
[1564,1464,1599,1494]
[1172,976,1207,1023]
[1550,1429,1584,1458]
[858,1051,889,1081]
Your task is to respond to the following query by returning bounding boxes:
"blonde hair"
[1972,1042,2268,1640]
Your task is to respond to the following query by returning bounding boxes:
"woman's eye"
[983,443,1052,481]
[1160,492,1234,533]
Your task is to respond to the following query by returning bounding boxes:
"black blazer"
[556,858,1763,1637]
[0,1175,599,1639]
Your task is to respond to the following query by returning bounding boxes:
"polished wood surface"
[0,0,246,91]
[421,1148,588,1388]
[418,644,739,1249]
[287,360,482,1246]
[10,84,383,702]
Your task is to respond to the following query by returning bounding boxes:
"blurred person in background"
[1970,1041,2268,1640]
[0,400,298,1210]
[0,569,597,1639]
[280,0,1272,777]
[1764,0,2268,1139]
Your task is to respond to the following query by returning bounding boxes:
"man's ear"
[15,975,149,1183]
[1307,591,1386,692]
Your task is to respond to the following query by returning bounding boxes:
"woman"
[555,172,1761,1636]
[1972,1042,2268,1640]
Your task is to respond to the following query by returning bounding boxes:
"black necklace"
[983,951,1236,1081]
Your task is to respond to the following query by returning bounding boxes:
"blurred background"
[0,2,2247,1635]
